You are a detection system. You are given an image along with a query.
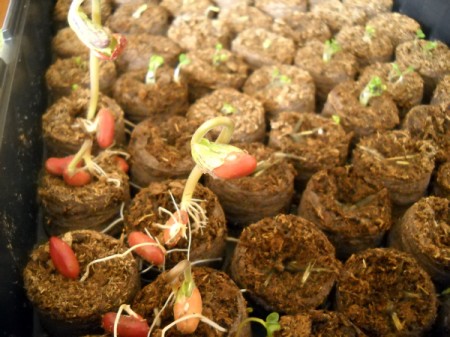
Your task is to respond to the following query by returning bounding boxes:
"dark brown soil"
[299,165,392,260]
[45,56,117,100]
[231,28,296,69]
[357,62,424,115]
[275,310,368,337]
[218,4,273,36]
[401,104,450,163]
[254,0,308,19]
[268,111,352,182]
[186,88,266,143]
[366,12,420,48]
[167,14,231,51]
[322,80,399,140]
[128,116,197,186]
[294,40,359,105]
[106,2,170,35]
[23,230,140,336]
[433,162,450,199]
[41,88,126,156]
[114,34,182,73]
[181,47,249,101]
[230,214,341,314]
[243,64,316,119]
[272,11,331,47]
[431,74,450,111]
[160,0,213,17]
[132,267,251,337]
[352,130,436,205]
[38,153,130,235]
[311,0,367,34]
[389,196,450,286]
[335,25,393,67]
[112,66,189,123]
[205,142,296,226]
[124,180,227,266]
[342,0,392,19]
[395,39,450,98]
[336,248,437,337]
[52,27,89,59]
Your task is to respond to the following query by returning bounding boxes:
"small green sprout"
[323,38,341,63]
[388,63,415,83]
[212,43,228,66]
[363,25,376,43]
[174,53,190,84]
[331,115,341,125]
[145,54,165,84]
[416,29,426,40]
[424,40,438,53]
[132,4,148,19]
[71,83,79,91]
[237,312,281,337]
[221,103,236,115]
[262,39,272,49]
[359,76,387,106]
[272,68,291,85]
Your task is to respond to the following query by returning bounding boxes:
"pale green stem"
[86,0,101,120]
[181,117,234,205]
[67,139,93,175]
[237,318,267,337]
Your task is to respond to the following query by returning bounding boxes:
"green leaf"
[265,313,281,337]
[416,29,426,39]
[323,38,341,62]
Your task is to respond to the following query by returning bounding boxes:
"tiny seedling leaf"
[331,115,340,125]
[221,103,236,115]
[145,54,165,84]
[323,38,341,62]
[416,29,426,40]
[359,76,387,106]
[265,313,281,337]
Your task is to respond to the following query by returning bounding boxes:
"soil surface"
[205,142,296,226]
[336,248,437,337]
[230,214,341,314]
[124,180,227,266]
[299,165,392,260]
[128,116,197,185]
[23,230,140,336]
[132,267,251,337]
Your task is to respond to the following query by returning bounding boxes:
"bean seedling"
[173,53,190,84]
[322,38,341,63]
[359,76,387,106]
[145,55,165,84]
[388,63,415,84]
[363,25,376,43]
[272,68,291,85]
[212,43,228,66]
[237,312,281,337]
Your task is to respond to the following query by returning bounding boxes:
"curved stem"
[67,139,93,174]
[86,0,101,120]
[181,117,234,204]
[237,318,267,337]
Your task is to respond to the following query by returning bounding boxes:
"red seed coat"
[102,312,150,337]
[212,152,257,179]
[173,286,203,334]
[49,236,80,279]
[127,231,165,266]
[96,108,115,149]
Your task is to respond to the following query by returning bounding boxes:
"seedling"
[68,0,126,120]
[423,40,438,53]
[173,53,190,84]
[212,43,228,66]
[221,102,237,115]
[262,38,272,49]
[331,115,341,125]
[271,68,291,85]
[49,236,80,279]
[132,4,148,19]
[322,38,341,63]
[363,25,376,43]
[416,29,426,40]
[388,63,415,84]
[145,55,165,84]
[237,312,281,337]
[359,76,387,106]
